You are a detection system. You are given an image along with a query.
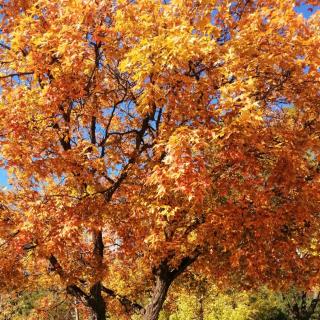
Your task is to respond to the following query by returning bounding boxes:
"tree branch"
[101,286,145,314]
[0,72,33,79]
[169,249,201,280]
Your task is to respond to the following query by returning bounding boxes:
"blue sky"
[295,2,320,18]
[0,169,7,188]
[0,2,318,188]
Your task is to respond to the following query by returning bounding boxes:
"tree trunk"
[289,291,320,320]
[199,295,204,320]
[89,283,106,320]
[143,275,171,320]
[74,298,80,320]
[143,253,200,320]
[75,307,79,320]
[198,280,206,320]
[49,229,107,320]
[90,230,106,320]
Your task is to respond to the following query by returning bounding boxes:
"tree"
[0,289,78,320]
[160,278,289,320]
[283,289,320,320]
[0,0,320,319]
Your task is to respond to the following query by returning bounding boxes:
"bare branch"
[0,72,33,79]
[101,286,145,314]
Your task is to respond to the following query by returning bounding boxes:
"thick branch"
[49,254,66,278]
[101,286,145,314]
[0,72,33,79]
[0,230,20,249]
[0,43,11,50]
[169,249,201,280]
[90,116,97,145]
[67,284,91,305]
[103,109,155,202]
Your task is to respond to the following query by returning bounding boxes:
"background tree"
[0,289,78,320]
[160,278,288,320]
[282,290,320,320]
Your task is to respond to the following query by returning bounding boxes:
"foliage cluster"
[0,0,319,319]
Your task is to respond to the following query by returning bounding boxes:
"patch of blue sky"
[210,2,319,21]
[0,168,9,189]
[295,3,320,18]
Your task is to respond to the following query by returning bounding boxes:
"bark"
[65,231,107,320]
[89,230,106,320]
[199,299,204,320]
[89,282,107,320]
[101,286,144,314]
[93,230,104,263]
[74,305,79,320]
[143,272,172,320]
[198,281,206,320]
[144,252,200,320]
[66,284,106,320]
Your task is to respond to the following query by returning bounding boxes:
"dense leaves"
[0,0,320,319]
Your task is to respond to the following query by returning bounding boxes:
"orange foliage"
[0,0,320,319]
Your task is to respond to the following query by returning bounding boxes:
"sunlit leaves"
[0,0,320,318]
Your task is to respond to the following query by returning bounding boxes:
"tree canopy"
[0,0,320,319]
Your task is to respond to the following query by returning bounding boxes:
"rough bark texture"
[198,281,206,320]
[144,253,200,320]
[74,305,79,320]
[89,230,106,320]
[199,299,204,320]
[143,273,171,320]
[89,282,106,320]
